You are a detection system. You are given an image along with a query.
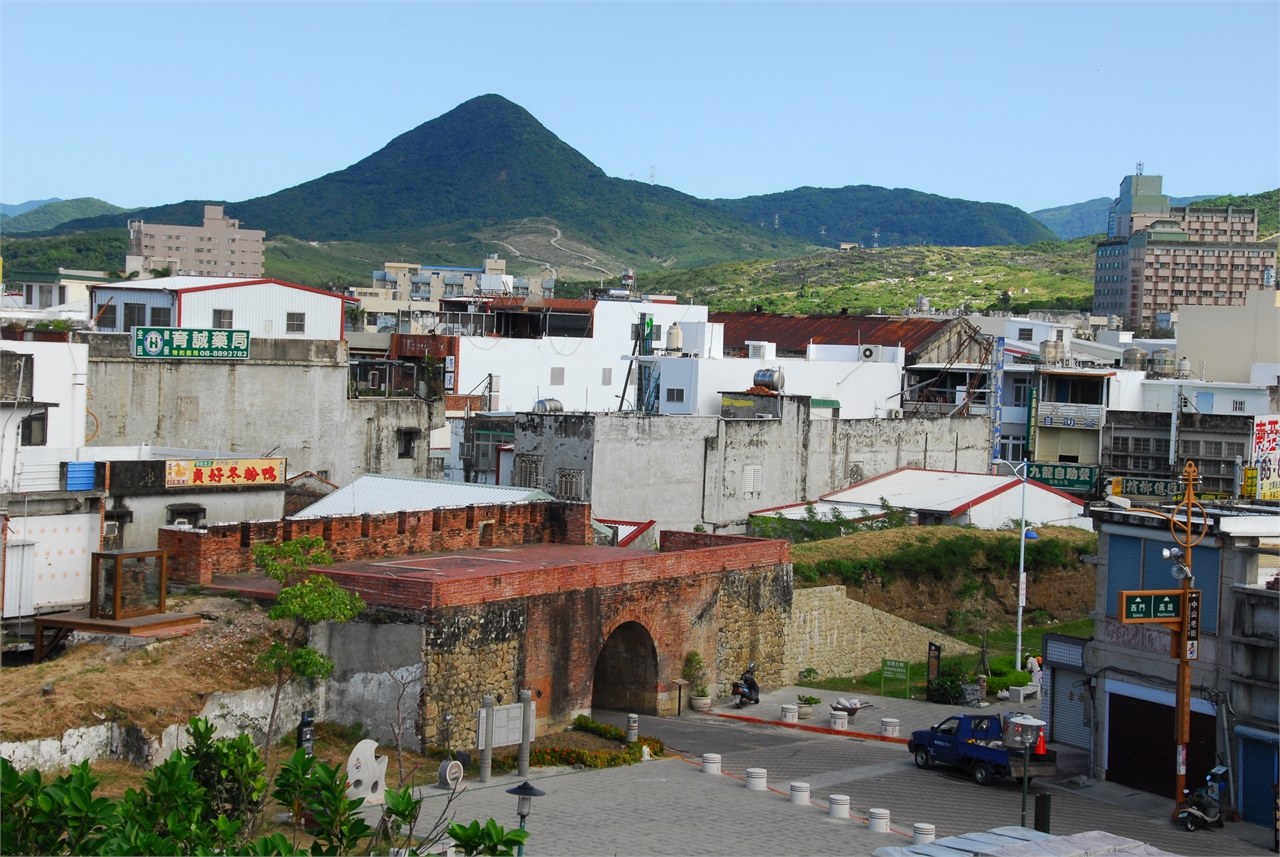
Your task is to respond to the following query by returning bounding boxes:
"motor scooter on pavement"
[731,663,760,708]
[1177,766,1228,832]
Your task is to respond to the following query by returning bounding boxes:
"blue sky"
[2,2,1276,213]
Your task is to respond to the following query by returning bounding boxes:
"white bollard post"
[626,713,638,743]
[830,710,849,731]
[880,717,900,737]
[745,767,768,791]
[913,823,936,844]
[789,782,810,805]
[828,794,851,818]
[869,808,891,833]
[781,703,798,723]
[701,753,722,774]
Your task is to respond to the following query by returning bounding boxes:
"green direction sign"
[882,659,908,680]
[1026,462,1098,492]
[1121,590,1183,623]
[132,326,250,360]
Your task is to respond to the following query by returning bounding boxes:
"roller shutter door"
[1240,737,1279,827]
[1106,694,1216,795]
[1050,669,1091,750]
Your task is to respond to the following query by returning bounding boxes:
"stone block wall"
[783,586,976,683]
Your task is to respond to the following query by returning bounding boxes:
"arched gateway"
[591,621,659,714]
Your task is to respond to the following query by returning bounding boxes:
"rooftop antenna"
[1136,161,1145,175]
[872,227,880,250]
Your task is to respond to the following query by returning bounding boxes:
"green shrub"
[988,655,1016,676]
[986,670,1033,694]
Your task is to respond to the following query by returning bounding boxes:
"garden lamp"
[1009,714,1046,828]
[506,780,546,856]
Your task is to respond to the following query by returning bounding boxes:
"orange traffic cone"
[1034,727,1047,756]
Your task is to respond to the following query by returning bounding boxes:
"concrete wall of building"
[784,586,976,683]
[1177,291,1280,384]
[81,334,441,485]
[114,491,285,551]
[180,282,347,341]
[318,622,427,751]
[515,403,990,533]
[0,340,89,491]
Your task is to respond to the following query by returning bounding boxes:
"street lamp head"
[1023,529,1039,541]
[1162,547,1184,562]
[506,781,546,820]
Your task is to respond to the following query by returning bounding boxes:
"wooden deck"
[33,610,203,662]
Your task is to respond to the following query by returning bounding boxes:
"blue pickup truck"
[907,713,1056,786]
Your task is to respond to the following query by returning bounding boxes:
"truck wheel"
[973,762,992,786]
[914,748,932,769]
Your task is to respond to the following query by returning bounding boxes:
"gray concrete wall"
[117,490,285,550]
[82,333,442,485]
[515,401,990,533]
[320,621,427,751]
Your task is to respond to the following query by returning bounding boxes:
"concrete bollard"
[869,808,891,833]
[626,713,638,744]
[913,823,936,844]
[880,717,900,737]
[701,753,722,774]
[781,703,798,723]
[745,767,768,791]
[828,794,851,818]
[830,710,849,731]
[789,782,810,805]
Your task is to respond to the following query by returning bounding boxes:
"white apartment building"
[126,205,265,279]
[355,254,553,330]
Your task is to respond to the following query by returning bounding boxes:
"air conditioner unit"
[860,345,883,362]
[886,407,904,419]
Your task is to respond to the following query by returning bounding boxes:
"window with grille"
[550,367,565,386]
[1181,440,1199,456]
[1153,438,1170,456]
[150,306,171,327]
[1202,441,1222,457]
[1133,437,1151,454]
[556,469,585,501]
[287,312,305,333]
[742,464,763,494]
[513,455,543,488]
[1017,328,1033,342]
[1226,442,1246,458]
[601,367,612,386]
[124,303,147,330]
[213,309,233,329]
[1232,400,1245,412]
[1113,437,1129,453]
[666,387,685,403]
[97,304,117,329]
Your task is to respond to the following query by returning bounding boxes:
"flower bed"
[496,715,664,770]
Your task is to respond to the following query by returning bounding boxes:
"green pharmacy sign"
[133,327,250,360]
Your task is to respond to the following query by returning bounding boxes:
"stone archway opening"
[591,621,659,714]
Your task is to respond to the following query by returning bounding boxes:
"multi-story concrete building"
[354,254,553,330]
[125,205,265,279]
[1092,173,1276,331]
[1176,289,1280,385]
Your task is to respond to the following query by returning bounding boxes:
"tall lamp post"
[995,459,1039,672]
[506,780,546,857]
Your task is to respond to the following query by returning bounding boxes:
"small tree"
[252,536,365,770]
[682,650,708,697]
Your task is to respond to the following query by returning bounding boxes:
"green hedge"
[986,670,1033,694]
[496,716,664,770]
[795,533,1079,585]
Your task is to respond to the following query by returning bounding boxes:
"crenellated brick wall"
[158,501,595,585]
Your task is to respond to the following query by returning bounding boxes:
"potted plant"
[796,694,822,720]
[683,651,711,712]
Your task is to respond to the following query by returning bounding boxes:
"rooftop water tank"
[1177,357,1191,377]
[1151,348,1177,376]
[666,321,683,352]
[1040,340,1066,365]
[1122,347,1148,372]
[753,368,785,391]
[533,398,563,413]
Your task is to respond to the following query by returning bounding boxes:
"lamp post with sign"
[1114,460,1206,820]
[995,459,1039,672]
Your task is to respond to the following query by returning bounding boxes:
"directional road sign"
[1119,589,1184,623]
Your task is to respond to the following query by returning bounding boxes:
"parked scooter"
[1177,771,1225,832]
[731,663,760,708]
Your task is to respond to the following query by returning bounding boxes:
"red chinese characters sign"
[165,458,285,488]
[1253,415,1280,501]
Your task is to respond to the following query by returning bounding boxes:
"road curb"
[711,711,911,744]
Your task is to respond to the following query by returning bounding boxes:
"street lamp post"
[996,459,1038,672]
[505,780,546,857]
[1009,713,1046,828]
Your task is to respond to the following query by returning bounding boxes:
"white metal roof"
[821,468,1050,514]
[750,500,884,522]
[90,276,265,292]
[294,474,552,518]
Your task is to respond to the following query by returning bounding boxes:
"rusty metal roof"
[488,297,597,313]
[709,312,952,355]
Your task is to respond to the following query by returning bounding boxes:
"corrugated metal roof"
[709,312,951,355]
[89,276,264,292]
[750,500,884,522]
[488,297,597,313]
[293,475,551,518]
[822,469,1022,513]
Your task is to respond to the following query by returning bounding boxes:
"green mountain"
[1032,194,1219,240]
[1,198,61,218]
[1,197,131,234]
[1192,189,1279,236]
[713,185,1056,247]
[1,231,128,272]
[40,95,1063,278]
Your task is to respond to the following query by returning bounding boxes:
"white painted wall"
[3,513,100,617]
[960,485,1091,531]
[1140,379,1273,416]
[179,282,347,340]
[1,341,89,493]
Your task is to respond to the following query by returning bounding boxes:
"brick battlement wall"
[324,532,789,611]
[158,501,594,585]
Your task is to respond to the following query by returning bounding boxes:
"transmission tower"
[774,213,780,229]
[872,226,880,249]
[819,225,826,237]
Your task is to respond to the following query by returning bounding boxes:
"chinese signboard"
[1185,590,1201,646]
[990,336,1004,469]
[881,658,908,680]
[1120,589,1183,623]
[133,327,250,360]
[1026,462,1098,492]
[1114,477,1180,499]
[1252,415,1280,500]
[165,458,285,488]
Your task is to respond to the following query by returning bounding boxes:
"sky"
[2,1,1277,214]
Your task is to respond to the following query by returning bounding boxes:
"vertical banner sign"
[1252,415,1280,500]
[1185,590,1201,660]
[990,336,1005,470]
